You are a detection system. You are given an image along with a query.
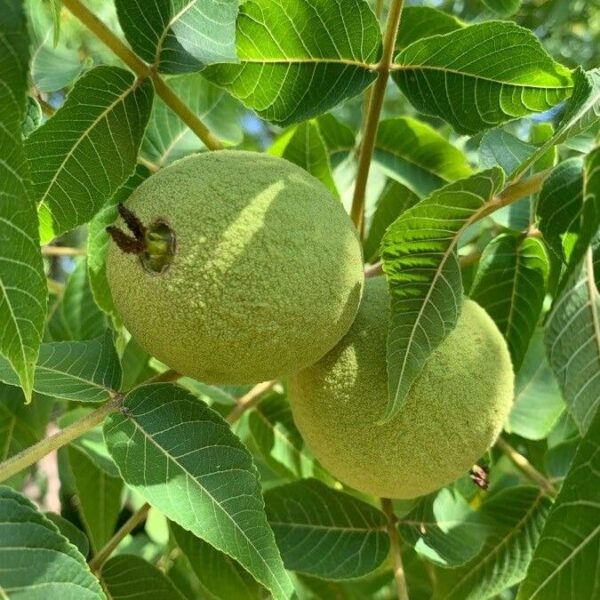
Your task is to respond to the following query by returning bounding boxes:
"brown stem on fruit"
[469,463,490,490]
[106,226,145,255]
[381,498,410,600]
[118,203,147,241]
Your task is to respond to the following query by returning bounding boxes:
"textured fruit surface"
[107,151,364,384]
[289,277,514,499]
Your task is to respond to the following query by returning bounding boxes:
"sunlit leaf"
[395,6,463,51]
[0,331,122,403]
[25,66,153,243]
[381,168,504,419]
[374,117,472,197]
[482,0,522,17]
[393,22,573,134]
[0,0,47,401]
[104,383,293,600]
[115,0,238,73]
[203,0,382,126]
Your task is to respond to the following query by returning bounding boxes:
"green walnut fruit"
[289,277,514,499]
[106,151,364,384]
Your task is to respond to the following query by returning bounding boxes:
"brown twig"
[225,381,277,424]
[381,498,410,600]
[41,246,86,256]
[61,0,223,151]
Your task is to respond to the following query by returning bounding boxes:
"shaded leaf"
[381,168,505,419]
[393,22,573,135]
[141,74,243,168]
[399,488,486,568]
[44,512,90,559]
[68,446,123,554]
[517,408,600,599]
[25,66,154,243]
[0,0,47,401]
[471,234,549,370]
[0,331,122,403]
[101,554,186,600]
[0,486,105,599]
[249,393,330,482]
[508,330,564,441]
[104,383,293,600]
[437,486,551,600]
[115,0,238,74]
[273,121,337,196]
[316,113,356,163]
[363,181,420,264]
[171,521,266,600]
[396,6,463,51]
[47,259,107,342]
[265,479,389,580]
[545,247,600,434]
[203,0,382,126]
[536,158,584,262]
[479,129,537,177]
[374,117,472,197]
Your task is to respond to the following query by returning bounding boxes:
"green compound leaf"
[203,0,382,126]
[517,408,600,600]
[536,158,584,262]
[514,68,600,178]
[25,66,154,243]
[0,486,106,600]
[44,512,90,559]
[395,6,463,51]
[482,0,522,17]
[141,75,244,168]
[0,331,122,403]
[479,129,537,177]
[373,117,472,197]
[171,521,266,600]
[399,488,486,568]
[545,247,600,435]
[381,168,505,420]
[438,486,551,600]
[115,0,238,74]
[249,393,331,482]
[101,555,187,600]
[0,0,47,402]
[316,113,356,163]
[508,329,564,441]
[104,383,293,600]
[68,447,123,554]
[264,479,389,580]
[271,121,337,196]
[364,181,420,264]
[471,234,550,371]
[47,259,107,343]
[392,21,573,135]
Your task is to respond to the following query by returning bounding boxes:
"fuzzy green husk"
[289,277,514,499]
[107,151,364,384]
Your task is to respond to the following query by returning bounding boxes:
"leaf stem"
[381,498,410,600]
[351,0,405,235]
[496,436,558,498]
[89,502,151,573]
[146,369,182,384]
[225,380,277,424]
[61,0,223,151]
[0,396,122,483]
[41,246,86,257]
